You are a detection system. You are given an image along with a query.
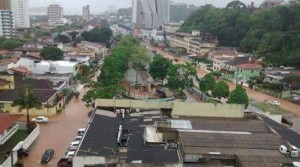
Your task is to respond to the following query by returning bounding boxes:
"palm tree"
[13,87,42,133]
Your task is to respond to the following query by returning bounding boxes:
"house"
[260,0,284,8]
[64,54,90,66]
[0,114,22,145]
[0,73,66,115]
[8,56,78,76]
[209,47,238,60]
[235,63,262,83]
[169,31,218,56]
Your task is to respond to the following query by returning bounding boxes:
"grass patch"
[0,130,28,164]
[253,102,287,115]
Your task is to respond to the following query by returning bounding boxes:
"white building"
[0,10,14,36]
[47,4,63,25]
[10,0,30,28]
[132,0,170,29]
[82,5,90,22]
[8,57,78,76]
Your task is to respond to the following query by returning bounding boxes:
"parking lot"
[20,88,91,166]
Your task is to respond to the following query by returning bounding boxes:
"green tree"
[149,55,173,84]
[212,81,230,100]
[0,39,21,50]
[40,47,64,60]
[166,63,196,92]
[75,36,84,43]
[199,74,216,94]
[227,85,249,108]
[226,0,246,9]
[13,88,42,133]
[69,31,79,41]
[55,34,71,43]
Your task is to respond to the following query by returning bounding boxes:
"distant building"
[288,0,300,5]
[132,0,170,29]
[260,0,284,8]
[0,10,14,37]
[163,23,181,34]
[47,4,63,25]
[10,0,30,28]
[0,0,10,10]
[169,31,218,56]
[82,5,90,22]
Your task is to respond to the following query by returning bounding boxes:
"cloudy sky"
[29,0,264,14]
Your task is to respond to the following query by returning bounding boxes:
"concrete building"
[10,0,30,28]
[169,31,218,56]
[260,0,284,8]
[82,5,90,22]
[69,99,300,167]
[132,0,170,29]
[47,4,63,25]
[0,10,14,37]
[163,22,181,34]
[0,0,10,10]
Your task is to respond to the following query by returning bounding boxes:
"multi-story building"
[163,23,181,34]
[132,0,170,29]
[10,0,30,28]
[47,4,63,25]
[0,0,10,10]
[169,31,218,56]
[260,0,284,8]
[0,10,14,36]
[82,5,90,22]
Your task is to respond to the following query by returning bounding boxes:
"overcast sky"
[29,0,264,14]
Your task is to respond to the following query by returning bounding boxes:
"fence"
[0,125,39,167]
[186,87,208,101]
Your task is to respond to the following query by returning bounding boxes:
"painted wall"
[95,99,244,118]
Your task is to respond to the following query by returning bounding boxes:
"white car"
[65,151,75,158]
[268,100,280,106]
[32,116,48,123]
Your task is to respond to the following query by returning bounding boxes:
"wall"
[0,75,14,90]
[2,100,63,116]
[73,156,115,167]
[95,99,244,118]
[237,68,260,81]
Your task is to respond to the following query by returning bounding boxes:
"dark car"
[17,148,29,158]
[41,149,54,164]
[282,117,293,126]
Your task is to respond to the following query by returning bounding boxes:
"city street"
[152,47,300,115]
[20,88,92,167]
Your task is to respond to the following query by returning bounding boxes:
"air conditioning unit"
[291,146,299,157]
[279,145,288,154]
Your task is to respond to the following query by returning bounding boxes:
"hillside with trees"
[180,3,300,67]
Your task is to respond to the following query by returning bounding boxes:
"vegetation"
[170,4,198,23]
[180,4,300,66]
[149,55,172,84]
[253,101,287,114]
[0,38,21,50]
[13,88,42,133]
[212,81,230,100]
[199,74,216,94]
[166,63,197,93]
[40,47,64,60]
[81,27,113,46]
[227,85,249,108]
[282,75,300,89]
[55,34,71,43]
[83,35,145,105]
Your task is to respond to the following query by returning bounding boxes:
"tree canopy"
[0,38,21,50]
[149,55,172,84]
[180,4,300,67]
[212,81,230,100]
[227,85,249,108]
[55,34,71,43]
[81,27,113,45]
[199,74,216,93]
[40,47,64,60]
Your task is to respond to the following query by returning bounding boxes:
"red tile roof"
[0,114,22,134]
[236,63,262,69]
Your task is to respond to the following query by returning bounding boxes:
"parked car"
[65,146,77,154]
[32,116,48,123]
[65,151,75,158]
[41,149,54,164]
[17,148,29,158]
[70,141,80,147]
[77,128,86,136]
[282,116,293,126]
[57,158,72,167]
[74,136,82,141]
[268,100,281,106]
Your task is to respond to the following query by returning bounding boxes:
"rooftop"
[76,109,180,165]
[0,114,22,134]
[236,63,262,69]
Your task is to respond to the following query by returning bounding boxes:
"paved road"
[20,88,91,166]
[152,47,300,115]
